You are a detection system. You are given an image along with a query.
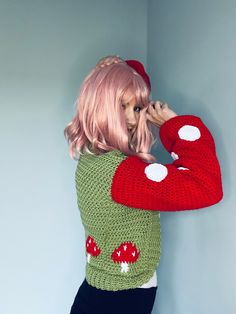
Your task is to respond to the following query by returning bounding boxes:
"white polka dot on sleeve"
[144,163,168,182]
[171,152,179,160]
[177,167,189,170]
[178,125,201,141]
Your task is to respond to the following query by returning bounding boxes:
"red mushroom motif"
[111,241,140,273]
[86,235,101,263]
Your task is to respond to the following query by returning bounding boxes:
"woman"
[64,56,223,314]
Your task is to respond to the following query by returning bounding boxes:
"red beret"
[125,59,151,91]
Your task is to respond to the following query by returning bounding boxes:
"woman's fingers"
[155,101,169,111]
[147,100,177,127]
[146,110,165,128]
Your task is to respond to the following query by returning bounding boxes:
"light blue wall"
[0,1,147,314]
[148,0,236,313]
[1,0,235,313]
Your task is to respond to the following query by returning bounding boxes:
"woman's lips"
[128,125,135,132]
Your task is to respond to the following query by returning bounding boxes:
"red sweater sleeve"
[111,115,223,211]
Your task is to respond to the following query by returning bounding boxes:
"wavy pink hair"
[64,61,156,162]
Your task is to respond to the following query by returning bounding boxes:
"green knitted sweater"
[75,150,161,291]
[75,115,223,291]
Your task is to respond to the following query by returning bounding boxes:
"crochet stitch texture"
[76,150,161,291]
[75,115,223,291]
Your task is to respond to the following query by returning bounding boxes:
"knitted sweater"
[75,115,223,291]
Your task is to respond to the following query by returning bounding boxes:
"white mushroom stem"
[121,262,129,273]
[87,254,91,263]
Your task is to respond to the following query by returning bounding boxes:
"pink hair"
[64,62,156,162]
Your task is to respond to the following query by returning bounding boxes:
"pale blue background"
[148,1,235,313]
[0,0,235,313]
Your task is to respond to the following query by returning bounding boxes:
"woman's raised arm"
[111,115,223,211]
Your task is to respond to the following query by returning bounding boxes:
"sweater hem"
[86,266,158,291]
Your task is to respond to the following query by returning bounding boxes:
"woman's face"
[121,90,144,140]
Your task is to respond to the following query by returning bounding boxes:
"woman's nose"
[126,111,136,125]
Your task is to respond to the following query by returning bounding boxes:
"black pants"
[70,278,157,314]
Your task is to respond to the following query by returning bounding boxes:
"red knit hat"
[125,59,151,91]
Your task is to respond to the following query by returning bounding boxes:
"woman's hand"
[96,55,125,68]
[146,100,178,128]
